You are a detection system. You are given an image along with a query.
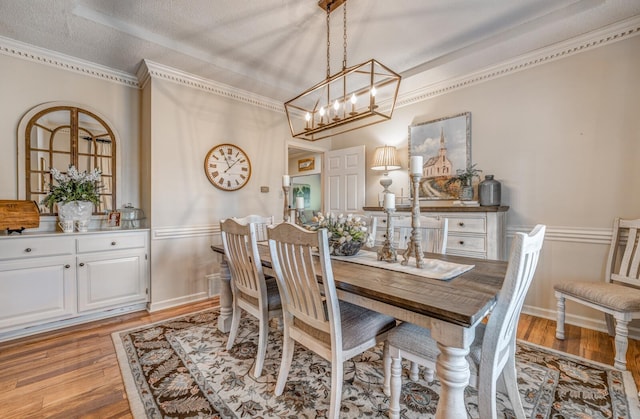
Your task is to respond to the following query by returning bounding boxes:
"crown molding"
[397,15,640,108]
[0,35,139,88]
[137,59,284,114]
[2,14,638,112]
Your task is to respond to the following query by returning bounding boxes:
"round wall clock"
[204,143,252,191]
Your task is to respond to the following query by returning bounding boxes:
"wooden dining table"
[210,243,507,419]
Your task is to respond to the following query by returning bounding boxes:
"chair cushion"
[340,301,396,351]
[293,301,395,351]
[388,321,485,373]
[239,277,281,311]
[555,281,640,312]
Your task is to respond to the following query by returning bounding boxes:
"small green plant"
[446,164,482,187]
[42,165,102,207]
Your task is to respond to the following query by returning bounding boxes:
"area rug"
[112,309,640,418]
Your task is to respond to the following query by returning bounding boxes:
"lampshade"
[284,0,401,142]
[371,145,401,173]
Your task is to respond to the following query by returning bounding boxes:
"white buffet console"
[0,229,149,341]
[363,205,509,260]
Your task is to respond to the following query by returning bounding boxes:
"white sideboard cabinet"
[363,206,509,260]
[0,229,149,341]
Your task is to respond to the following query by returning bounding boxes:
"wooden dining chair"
[232,214,275,242]
[384,224,546,419]
[267,222,396,419]
[220,218,282,378]
[394,216,449,253]
[555,217,640,370]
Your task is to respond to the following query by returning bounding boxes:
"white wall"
[336,35,640,332]
[144,76,290,309]
[0,53,140,207]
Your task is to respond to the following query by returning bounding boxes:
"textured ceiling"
[0,0,639,102]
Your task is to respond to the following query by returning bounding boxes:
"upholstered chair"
[220,218,281,378]
[555,218,640,370]
[384,225,546,419]
[267,222,396,419]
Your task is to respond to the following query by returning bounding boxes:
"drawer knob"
[459,241,465,245]
[25,248,32,253]
[79,262,85,267]
[111,241,117,246]
[458,222,465,227]
[64,264,70,269]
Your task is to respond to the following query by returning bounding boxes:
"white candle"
[282,175,290,187]
[296,196,305,209]
[410,156,423,175]
[384,193,395,210]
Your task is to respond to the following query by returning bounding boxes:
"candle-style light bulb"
[319,106,326,125]
[350,93,357,115]
[305,112,311,129]
[332,100,340,121]
[370,86,377,109]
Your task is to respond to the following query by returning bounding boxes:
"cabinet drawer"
[77,233,146,253]
[447,234,486,253]
[0,237,75,260]
[446,217,486,234]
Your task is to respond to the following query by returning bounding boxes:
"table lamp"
[371,145,401,195]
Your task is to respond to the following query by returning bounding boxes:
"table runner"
[331,249,474,280]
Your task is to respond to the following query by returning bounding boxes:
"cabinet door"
[77,249,147,312]
[0,256,76,330]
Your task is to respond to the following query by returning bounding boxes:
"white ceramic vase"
[58,201,93,232]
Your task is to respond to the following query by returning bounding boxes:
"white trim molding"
[152,224,220,240]
[136,60,284,114]
[507,225,612,245]
[397,16,640,108]
[0,35,139,88]
[1,15,638,111]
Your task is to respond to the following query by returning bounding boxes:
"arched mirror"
[18,103,117,215]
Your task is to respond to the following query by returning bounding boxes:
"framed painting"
[408,112,471,200]
[297,158,315,172]
[291,183,311,208]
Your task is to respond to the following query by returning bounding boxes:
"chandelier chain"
[326,3,331,78]
[343,0,347,70]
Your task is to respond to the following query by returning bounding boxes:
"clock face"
[204,144,252,191]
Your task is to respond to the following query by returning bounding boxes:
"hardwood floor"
[0,303,638,418]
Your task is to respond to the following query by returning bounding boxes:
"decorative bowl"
[329,240,363,256]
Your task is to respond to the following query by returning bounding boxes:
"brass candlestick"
[401,173,424,268]
[377,208,397,262]
[282,185,290,222]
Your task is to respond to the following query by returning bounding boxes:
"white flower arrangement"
[306,213,372,255]
[42,165,102,207]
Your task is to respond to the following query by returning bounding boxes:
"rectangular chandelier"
[285,59,400,141]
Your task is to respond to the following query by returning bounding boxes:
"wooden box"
[0,200,40,232]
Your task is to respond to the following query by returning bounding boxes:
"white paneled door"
[324,145,365,215]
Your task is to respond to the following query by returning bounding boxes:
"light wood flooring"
[1,301,638,418]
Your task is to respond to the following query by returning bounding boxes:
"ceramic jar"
[479,175,501,206]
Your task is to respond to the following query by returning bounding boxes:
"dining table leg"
[435,343,471,418]
[217,257,233,333]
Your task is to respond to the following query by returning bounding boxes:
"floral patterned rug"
[112,309,640,418]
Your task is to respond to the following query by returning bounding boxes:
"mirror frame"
[17,101,122,215]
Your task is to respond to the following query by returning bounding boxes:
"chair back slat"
[220,219,265,301]
[482,225,545,373]
[606,218,640,283]
[395,216,449,254]
[268,223,336,335]
[233,214,275,242]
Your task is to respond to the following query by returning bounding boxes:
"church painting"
[408,112,471,200]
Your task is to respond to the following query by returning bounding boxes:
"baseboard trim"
[149,292,211,312]
[0,303,148,343]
